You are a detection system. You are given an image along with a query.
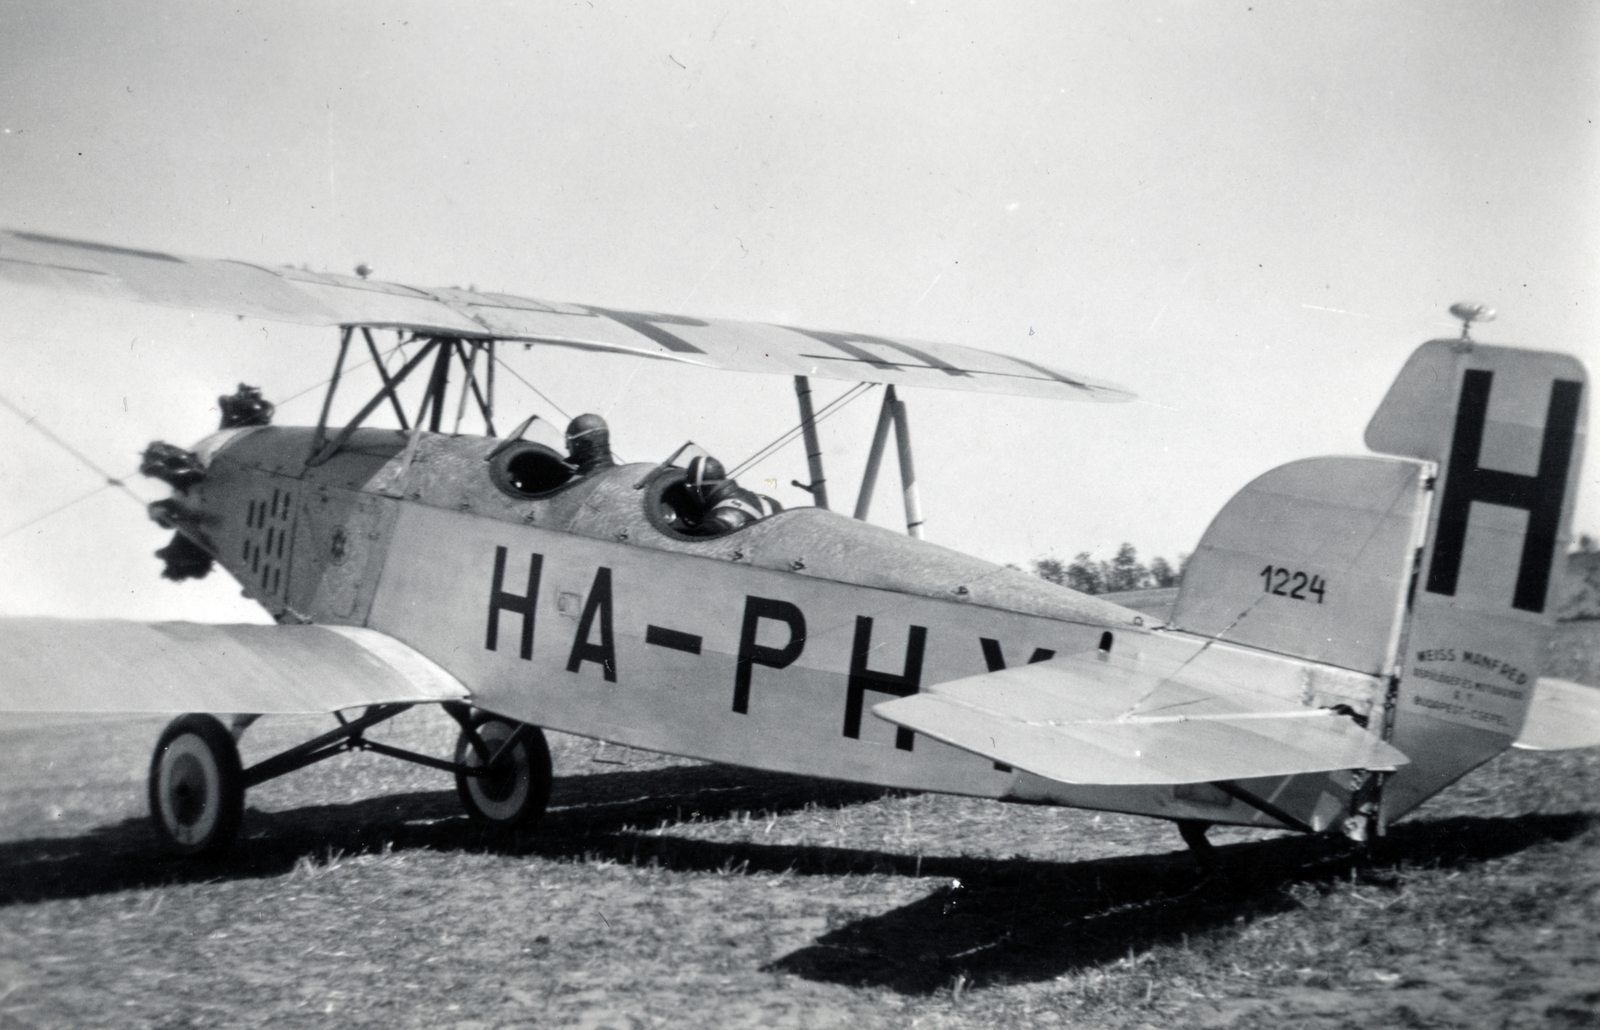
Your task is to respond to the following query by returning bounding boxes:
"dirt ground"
[0,622,1596,1029]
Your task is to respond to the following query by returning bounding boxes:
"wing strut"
[892,386,924,539]
[305,330,503,467]
[1213,780,1317,833]
[792,376,830,509]
[423,339,453,432]
[852,384,924,538]
[310,327,354,461]
[854,389,894,521]
[308,335,443,466]
[451,340,497,436]
[362,327,411,430]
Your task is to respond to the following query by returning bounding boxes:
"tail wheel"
[454,715,552,832]
[148,714,245,859]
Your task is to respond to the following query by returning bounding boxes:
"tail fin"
[1369,340,1586,818]
[1170,454,1428,679]
[1169,338,1586,825]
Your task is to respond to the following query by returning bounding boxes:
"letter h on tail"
[1426,369,1583,614]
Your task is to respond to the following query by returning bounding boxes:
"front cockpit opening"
[489,442,576,499]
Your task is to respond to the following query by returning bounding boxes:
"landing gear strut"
[145,704,551,859]
[1177,819,1216,870]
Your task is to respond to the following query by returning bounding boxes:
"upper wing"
[1513,677,1600,751]
[874,631,1409,785]
[0,229,1132,402]
[0,617,468,715]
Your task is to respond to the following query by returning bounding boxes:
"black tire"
[148,714,245,859]
[454,715,552,833]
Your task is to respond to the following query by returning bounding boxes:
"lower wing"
[0,617,468,715]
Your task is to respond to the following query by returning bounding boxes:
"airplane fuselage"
[173,425,1369,832]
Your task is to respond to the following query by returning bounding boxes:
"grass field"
[1,623,1597,1029]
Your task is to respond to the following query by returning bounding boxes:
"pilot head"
[684,455,727,503]
[565,414,614,474]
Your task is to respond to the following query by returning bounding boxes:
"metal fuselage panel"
[193,428,1296,828]
[190,429,409,624]
[359,502,1296,827]
[367,501,1074,796]
[185,447,301,614]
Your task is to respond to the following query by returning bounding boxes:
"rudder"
[1368,340,1587,820]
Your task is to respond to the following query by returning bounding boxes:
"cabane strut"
[308,330,499,467]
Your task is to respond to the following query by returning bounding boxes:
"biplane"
[1,228,1596,861]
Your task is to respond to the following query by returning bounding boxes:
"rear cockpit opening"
[488,441,576,499]
[643,464,783,540]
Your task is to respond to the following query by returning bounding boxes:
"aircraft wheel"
[148,714,245,859]
[454,715,552,832]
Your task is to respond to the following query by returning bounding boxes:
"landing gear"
[144,705,553,858]
[148,714,245,859]
[453,714,553,833]
[1177,819,1216,871]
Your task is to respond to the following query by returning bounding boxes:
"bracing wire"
[726,382,874,480]
[0,337,413,543]
[274,338,404,409]
[491,350,575,425]
[726,381,871,478]
[489,350,633,462]
[0,482,114,542]
[0,392,148,508]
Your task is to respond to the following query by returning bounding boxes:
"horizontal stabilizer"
[874,635,1409,785]
[0,618,469,715]
[1513,677,1600,751]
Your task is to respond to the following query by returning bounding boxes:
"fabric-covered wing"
[874,631,1409,785]
[0,618,468,715]
[0,229,1132,402]
[1513,677,1600,751]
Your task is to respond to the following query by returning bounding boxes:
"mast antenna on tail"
[1448,301,1495,344]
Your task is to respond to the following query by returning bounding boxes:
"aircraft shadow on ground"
[0,763,1591,995]
[763,811,1595,993]
[0,762,894,904]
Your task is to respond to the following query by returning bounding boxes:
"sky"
[0,0,1595,623]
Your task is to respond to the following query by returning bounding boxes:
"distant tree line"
[1034,544,1187,595]
[1033,535,1598,600]
[1564,534,1600,621]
